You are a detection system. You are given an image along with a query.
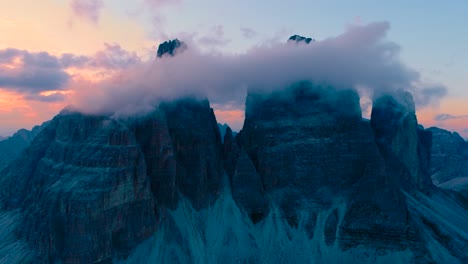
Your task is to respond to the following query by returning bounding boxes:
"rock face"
[159,99,224,209]
[0,121,50,170]
[0,85,467,262]
[371,91,433,192]
[427,127,468,185]
[234,83,446,260]
[0,99,224,263]
[288,35,315,44]
[156,39,187,58]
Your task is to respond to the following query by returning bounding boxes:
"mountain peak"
[156,39,187,58]
[288,35,315,44]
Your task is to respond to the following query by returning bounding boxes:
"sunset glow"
[0,0,466,138]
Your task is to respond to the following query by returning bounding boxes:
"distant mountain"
[218,123,237,143]
[0,121,50,170]
[427,127,468,200]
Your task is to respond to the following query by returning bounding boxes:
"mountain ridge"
[0,37,466,263]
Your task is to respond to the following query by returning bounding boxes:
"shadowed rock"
[156,39,187,58]
[0,98,224,262]
[288,35,315,44]
[427,127,468,185]
[0,121,50,170]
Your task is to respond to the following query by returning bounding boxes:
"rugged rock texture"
[427,127,468,185]
[230,149,269,224]
[371,91,432,192]
[238,82,386,207]
[223,126,239,179]
[130,110,178,210]
[0,98,224,263]
[0,77,466,262]
[236,83,440,260]
[160,99,224,210]
[1,113,157,263]
[0,121,50,170]
[156,39,187,58]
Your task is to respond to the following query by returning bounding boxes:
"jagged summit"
[288,34,315,44]
[0,85,467,263]
[156,39,187,58]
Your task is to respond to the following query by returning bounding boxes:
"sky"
[0,0,467,138]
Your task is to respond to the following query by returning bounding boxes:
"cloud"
[198,25,231,47]
[434,114,468,121]
[241,27,258,39]
[0,44,140,101]
[0,49,70,93]
[144,0,181,8]
[414,85,448,106]
[61,43,141,70]
[24,93,68,103]
[89,43,141,69]
[69,22,446,119]
[70,0,104,24]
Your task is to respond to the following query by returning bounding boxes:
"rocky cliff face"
[235,84,428,252]
[426,127,468,205]
[427,127,468,185]
[159,99,224,210]
[0,85,466,262]
[371,91,433,192]
[0,121,50,170]
[0,99,224,263]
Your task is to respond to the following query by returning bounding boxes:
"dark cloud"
[70,0,104,24]
[0,49,70,93]
[0,44,140,101]
[240,27,258,39]
[70,22,446,118]
[434,114,468,121]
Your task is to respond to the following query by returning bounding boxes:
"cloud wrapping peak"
[70,0,104,23]
[67,22,446,117]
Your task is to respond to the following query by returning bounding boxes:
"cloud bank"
[435,114,468,121]
[70,22,446,119]
[0,44,140,102]
[0,49,70,94]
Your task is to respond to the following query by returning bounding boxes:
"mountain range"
[0,37,466,263]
